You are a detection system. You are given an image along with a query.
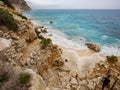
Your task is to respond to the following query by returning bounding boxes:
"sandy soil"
[60,46,106,75]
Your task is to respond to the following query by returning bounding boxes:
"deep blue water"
[24,9,120,55]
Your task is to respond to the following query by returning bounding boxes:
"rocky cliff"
[0,1,120,90]
[9,0,31,11]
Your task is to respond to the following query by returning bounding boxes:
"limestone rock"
[87,80,96,90]
[11,32,19,40]
[25,30,37,43]
[0,30,3,37]
[70,77,78,85]
[0,38,11,51]
[53,59,64,67]
[25,69,47,90]
[79,80,88,86]
[85,43,100,52]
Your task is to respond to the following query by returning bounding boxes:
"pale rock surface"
[0,38,11,51]
[70,77,78,85]
[25,69,47,90]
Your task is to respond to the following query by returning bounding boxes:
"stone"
[87,80,96,90]
[66,84,71,89]
[11,33,19,40]
[85,43,100,52]
[50,87,61,90]
[25,69,47,90]
[25,30,37,43]
[47,69,53,76]
[35,28,41,33]
[0,38,11,51]
[79,80,88,86]
[80,86,88,90]
[70,78,78,85]
[0,30,3,37]
[29,31,37,42]
[41,28,48,33]
[53,59,64,67]
[49,21,53,24]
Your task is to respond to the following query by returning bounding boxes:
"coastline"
[0,3,120,89]
[23,10,120,56]
[34,24,107,74]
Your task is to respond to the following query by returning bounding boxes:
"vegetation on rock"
[41,38,52,49]
[19,72,30,84]
[0,9,18,32]
[106,55,118,63]
[16,13,27,20]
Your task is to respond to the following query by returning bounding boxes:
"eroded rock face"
[8,0,31,11]
[85,43,100,52]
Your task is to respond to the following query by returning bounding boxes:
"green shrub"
[41,38,52,49]
[0,9,18,32]
[106,55,118,63]
[17,13,27,20]
[19,73,30,84]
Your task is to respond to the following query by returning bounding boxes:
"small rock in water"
[49,21,53,24]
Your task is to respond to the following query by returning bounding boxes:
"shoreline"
[34,23,120,56]
[24,10,120,56]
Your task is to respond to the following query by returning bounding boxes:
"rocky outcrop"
[8,0,31,12]
[85,43,100,52]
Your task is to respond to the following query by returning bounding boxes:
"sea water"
[24,9,120,56]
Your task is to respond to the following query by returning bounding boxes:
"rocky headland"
[0,0,120,90]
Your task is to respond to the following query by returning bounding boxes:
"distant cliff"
[8,0,31,12]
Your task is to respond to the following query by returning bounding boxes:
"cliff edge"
[0,0,31,12]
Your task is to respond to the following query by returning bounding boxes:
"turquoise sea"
[24,10,120,56]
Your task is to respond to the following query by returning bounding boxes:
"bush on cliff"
[106,55,118,63]
[19,73,30,84]
[0,9,18,32]
[41,38,52,49]
[16,13,28,20]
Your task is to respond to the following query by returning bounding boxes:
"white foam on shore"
[46,28,120,56]
[100,45,120,56]
[45,28,88,50]
[40,26,120,56]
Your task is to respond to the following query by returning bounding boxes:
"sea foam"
[46,28,120,56]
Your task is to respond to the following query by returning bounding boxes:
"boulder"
[25,69,47,90]
[25,30,37,43]
[49,21,53,24]
[53,59,64,67]
[70,77,78,85]
[0,30,3,37]
[0,38,11,51]
[85,43,100,52]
